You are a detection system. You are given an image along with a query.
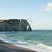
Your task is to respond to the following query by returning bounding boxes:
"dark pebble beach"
[0,40,37,52]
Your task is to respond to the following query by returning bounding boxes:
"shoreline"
[0,40,37,52]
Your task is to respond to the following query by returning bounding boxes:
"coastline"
[0,40,37,52]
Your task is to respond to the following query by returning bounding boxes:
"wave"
[15,43,52,52]
[0,37,17,44]
[36,43,52,52]
[0,37,52,52]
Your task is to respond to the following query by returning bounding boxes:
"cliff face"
[0,19,32,31]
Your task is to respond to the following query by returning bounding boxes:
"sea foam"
[0,37,52,52]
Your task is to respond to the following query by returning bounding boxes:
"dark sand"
[0,40,37,52]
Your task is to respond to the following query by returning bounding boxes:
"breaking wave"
[0,37,52,52]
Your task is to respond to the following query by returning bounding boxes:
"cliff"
[0,19,32,31]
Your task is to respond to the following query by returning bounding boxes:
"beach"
[0,31,52,52]
[0,40,37,52]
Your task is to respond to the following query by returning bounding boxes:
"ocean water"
[0,30,52,52]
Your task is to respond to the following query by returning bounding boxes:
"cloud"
[45,3,52,11]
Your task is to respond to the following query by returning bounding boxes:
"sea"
[0,30,52,52]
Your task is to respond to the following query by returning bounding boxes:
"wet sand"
[0,40,37,52]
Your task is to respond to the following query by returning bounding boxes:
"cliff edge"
[0,19,32,31]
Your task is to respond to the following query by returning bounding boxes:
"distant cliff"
[0,19,32,31]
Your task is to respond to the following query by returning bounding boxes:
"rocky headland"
[0,19,32,31]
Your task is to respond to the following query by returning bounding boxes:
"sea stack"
[0,19,32,31]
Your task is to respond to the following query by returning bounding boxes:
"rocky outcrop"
[0,19,32,31]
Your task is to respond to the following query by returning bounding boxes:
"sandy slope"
[0,40,37,52]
